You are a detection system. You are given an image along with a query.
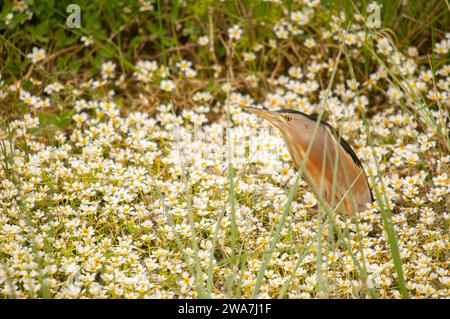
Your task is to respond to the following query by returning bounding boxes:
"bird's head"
[243,107,322,144]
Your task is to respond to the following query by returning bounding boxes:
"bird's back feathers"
[277,109,374,203]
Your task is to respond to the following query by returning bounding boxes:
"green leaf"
[30,127,42,135]
[47,115,60,127]
[100,46,115,58]
[5,60,23,77]
[33,21,49,39]
[60,108,76,119]
[23,80,33,91]
[58,118,72,129]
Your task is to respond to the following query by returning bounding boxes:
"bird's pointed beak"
[243,107,281,127]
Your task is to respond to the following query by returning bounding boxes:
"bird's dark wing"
[333,133,363,169]
[276,109,362,168]
[322,124,375,203]
[318,118,375,203]
[277,108,374,202]
[300,112,364,168]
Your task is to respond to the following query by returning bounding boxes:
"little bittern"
[244,107,374,215]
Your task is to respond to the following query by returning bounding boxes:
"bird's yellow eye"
[284,115,293,121]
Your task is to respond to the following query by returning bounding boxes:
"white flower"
[243,52,256,62]
[198,36,209,46]
[184,68,197,78]
[291,11,310,25]
[44,82,63,95]
[101,61,116,80]
[160,79,175,92]
[176,60,192,72]
[81,35,94,47]
[377,37,392,55]
[434,40,449,55]
[304,38,316,48]
[27,47,46,63]
[140,0,154,11]
[61,284,81,298]
[303,192,317,207]
[134,60,159,82]
[5,13,13,25]
[228,24,243,41]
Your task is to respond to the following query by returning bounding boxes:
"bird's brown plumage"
[244,107,373,215]
[285,123,373,214]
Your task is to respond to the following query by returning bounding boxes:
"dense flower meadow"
[0,0,449,298]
